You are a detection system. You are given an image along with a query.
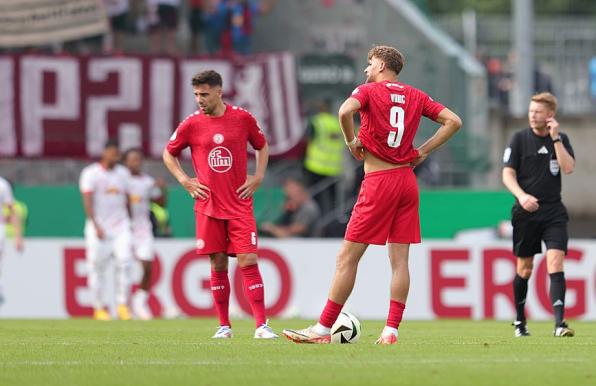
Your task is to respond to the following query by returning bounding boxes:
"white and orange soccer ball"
[330,311,362,344]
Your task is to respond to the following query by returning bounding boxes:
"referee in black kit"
[502,92,576,338]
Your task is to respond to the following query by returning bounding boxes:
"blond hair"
[367,45,405,75]
[531,92,558,113]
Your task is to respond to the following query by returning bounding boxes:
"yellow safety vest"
[151,203,170,236]
[3,200,28,237]
[304,112,344,176]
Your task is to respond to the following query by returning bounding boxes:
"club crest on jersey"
[550,159,560,176]
[208,146,233,173]
[196,239,205,249]
[213,133,224,144]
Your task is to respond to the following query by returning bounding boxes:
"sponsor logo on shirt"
[130,194,142,204]
[208,147,233,173]
[537,146,549,154]
[105,187,121,194]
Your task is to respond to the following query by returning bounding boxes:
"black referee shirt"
[503,128,574,204]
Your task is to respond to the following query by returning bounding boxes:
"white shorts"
[0,225,4,276]
[0,223,6,259]
[133,233,155,261]
[85,221,132,264]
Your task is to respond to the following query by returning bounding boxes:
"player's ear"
[378,60,386,72]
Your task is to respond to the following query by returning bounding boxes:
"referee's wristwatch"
[552,136,561,143]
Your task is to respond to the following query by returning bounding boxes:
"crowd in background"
[479,51,554,111]
[3,0,276,57]
[102,0,276,55]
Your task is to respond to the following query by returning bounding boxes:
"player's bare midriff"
[363,150,411,174]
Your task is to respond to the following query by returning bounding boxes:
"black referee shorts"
[511,202,569,257]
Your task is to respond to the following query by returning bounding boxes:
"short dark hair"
[192,70,223,87]
[104,139,119,150]
[123,147,143,161]
[368,45,405,75]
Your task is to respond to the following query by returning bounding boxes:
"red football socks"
[240,264,266,327]
[318,299,344,328]
[387,300,406,329]
[210,270,231,327]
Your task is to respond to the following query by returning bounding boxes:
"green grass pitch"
[0,319,594,386]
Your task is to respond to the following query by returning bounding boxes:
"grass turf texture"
[0,319,594,386]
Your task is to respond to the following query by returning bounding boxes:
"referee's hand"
[519,194,539,212]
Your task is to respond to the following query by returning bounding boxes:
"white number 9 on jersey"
[388,106,405,148]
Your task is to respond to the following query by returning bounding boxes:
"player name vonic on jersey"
[166,104,267,219]
[79,163,131,236]
[128,173,159,238]
[350,80,445,165]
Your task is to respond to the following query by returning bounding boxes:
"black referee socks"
[513,274,529,322]
[549,272,566,326]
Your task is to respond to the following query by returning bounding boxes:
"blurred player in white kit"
[79,140,133,321]
[0,176,24,307]
[123,148,163,320]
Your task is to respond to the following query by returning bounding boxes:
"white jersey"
[79,163,131,237]
[0,177,14,224]
[128,173,159,238]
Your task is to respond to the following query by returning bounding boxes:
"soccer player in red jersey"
[283,45,462,344]
[163,70,278,339]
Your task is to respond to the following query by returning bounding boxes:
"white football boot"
[212,325,233,339]
[254,320,279,339]
[132,296,152,321]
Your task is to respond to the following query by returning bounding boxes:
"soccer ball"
[330,311,361,344]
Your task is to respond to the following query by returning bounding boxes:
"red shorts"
[195,211,258,255]
[345,167,420,245]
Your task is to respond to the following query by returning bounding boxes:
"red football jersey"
[350,80,445,164]
[166,104,267,219]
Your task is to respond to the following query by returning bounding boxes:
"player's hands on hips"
[181,177,210,200]
[519,193,539,212]
[546,117,559,139]
[348,138,364,161]
[411,149,428,168]
[237,174,263,199]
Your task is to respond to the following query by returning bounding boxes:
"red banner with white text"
[0,53,303,158]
